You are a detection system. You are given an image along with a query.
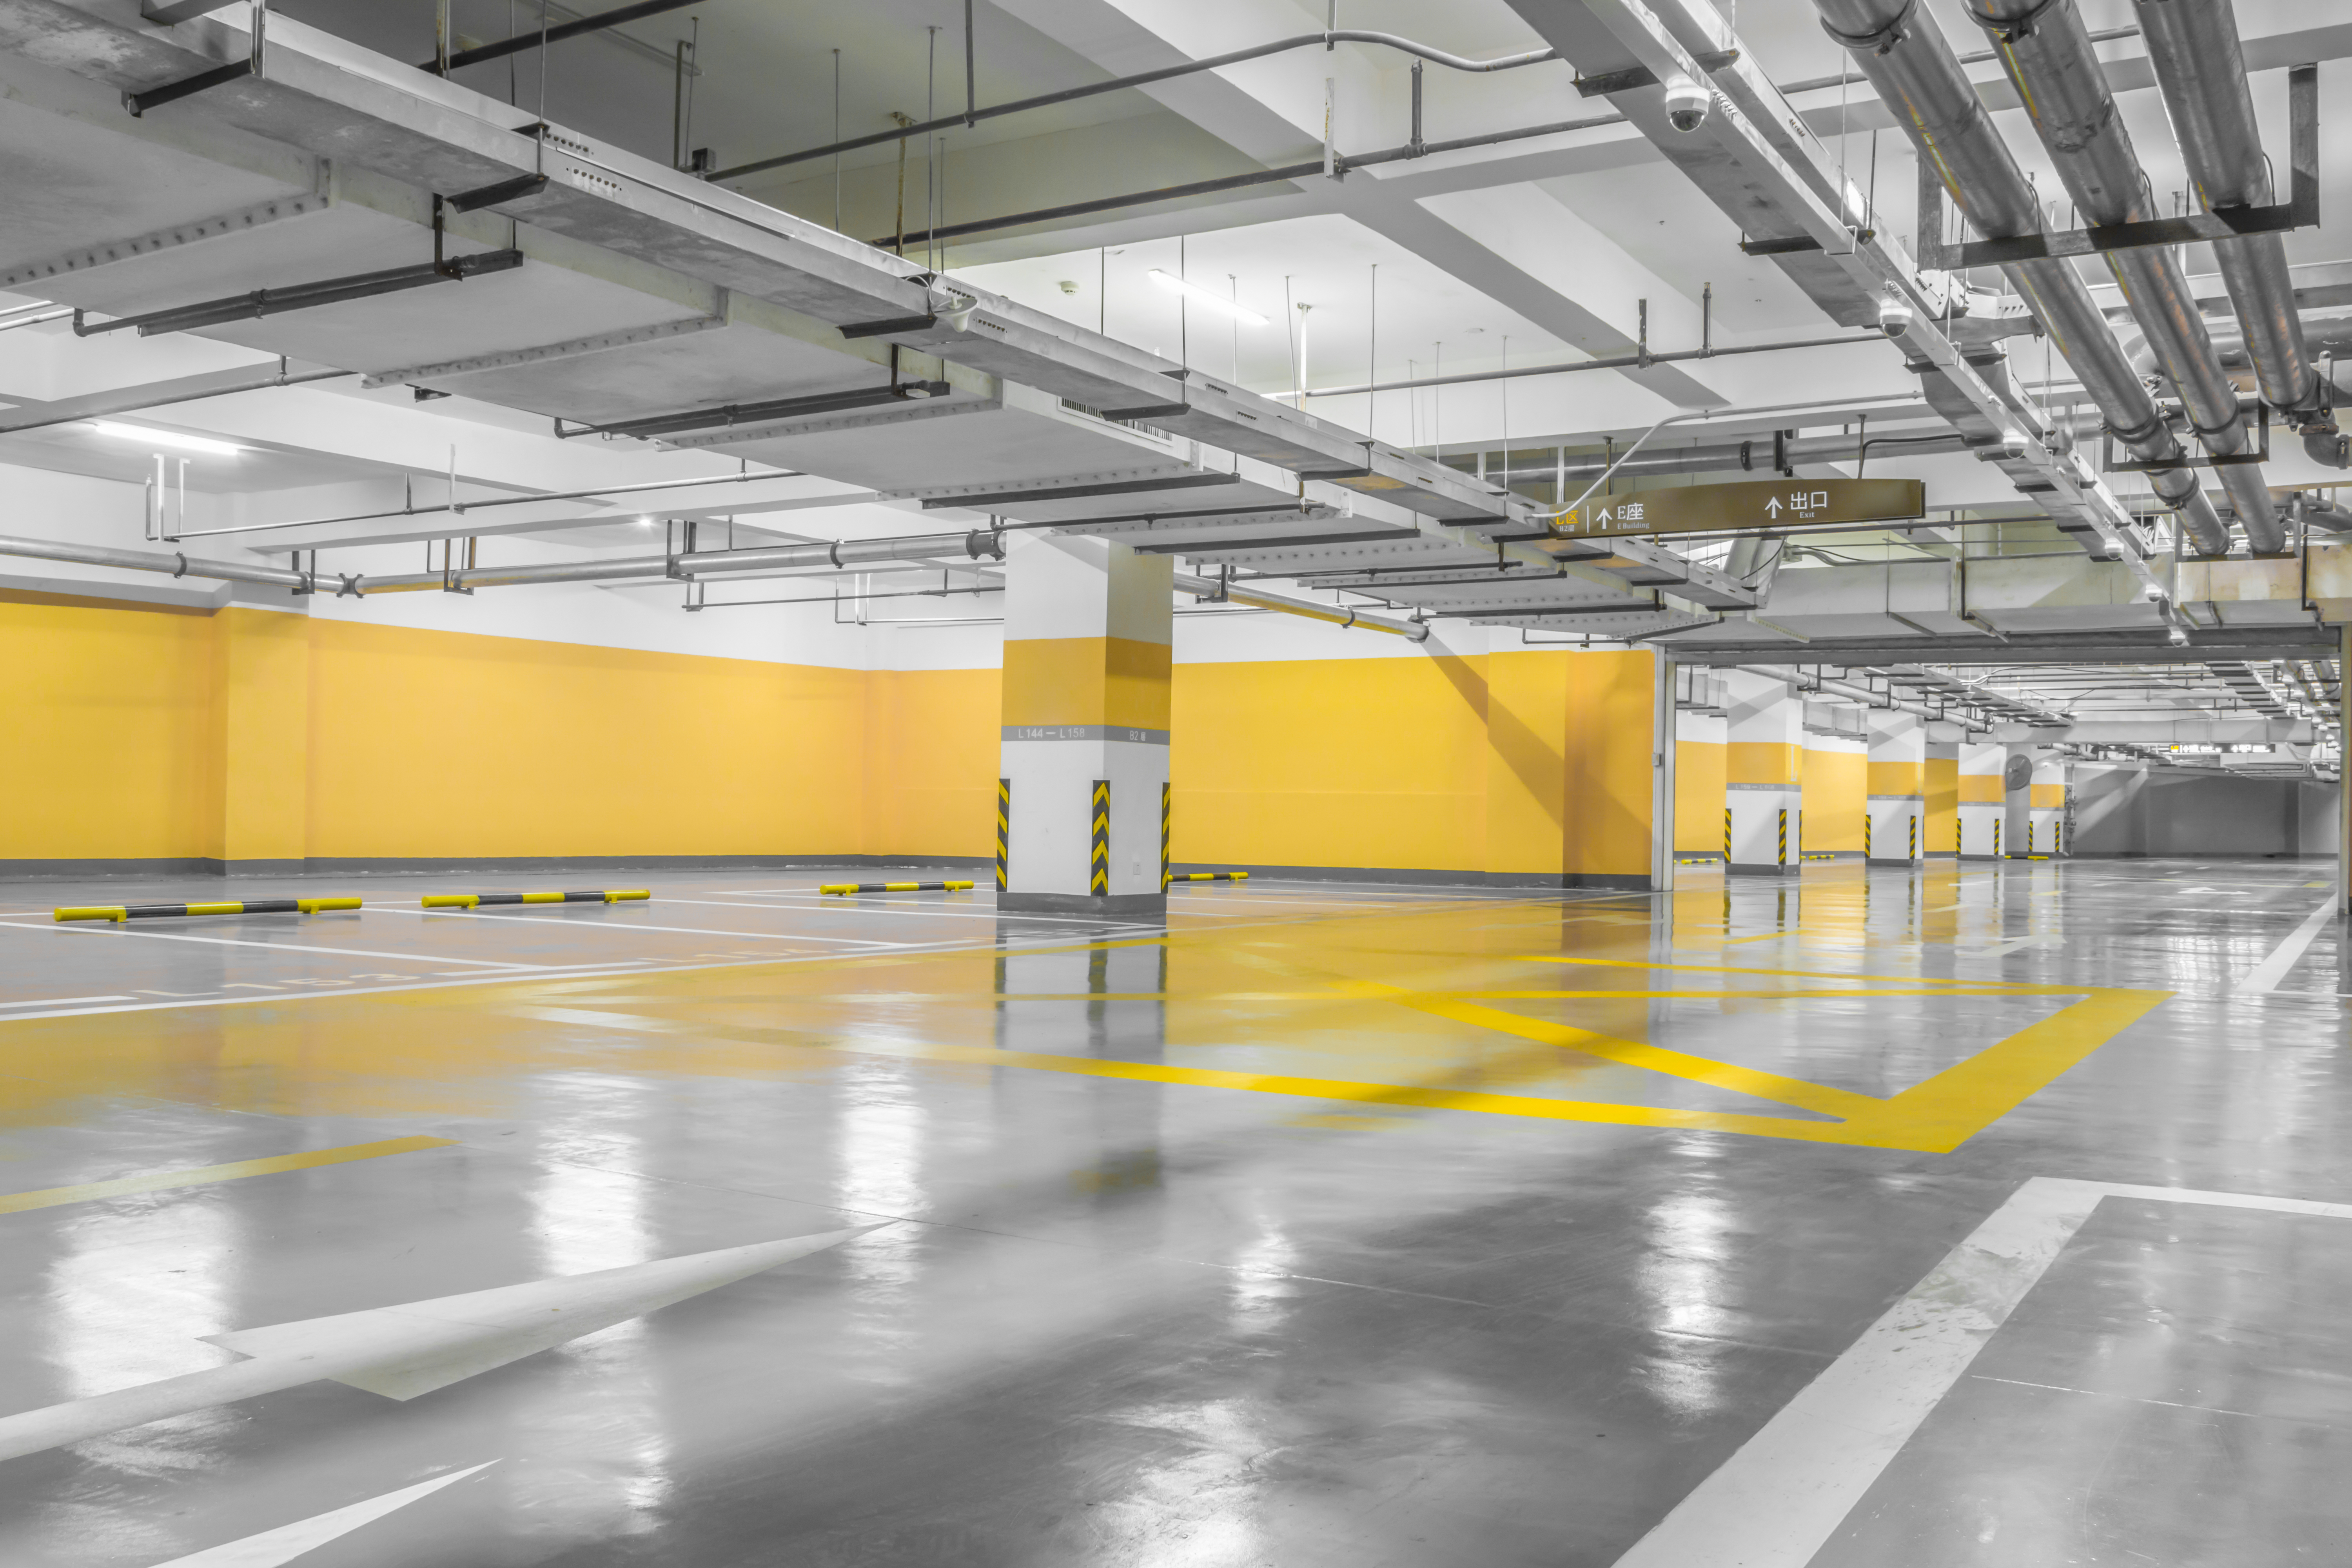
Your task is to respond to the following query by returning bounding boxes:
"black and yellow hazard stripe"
[1864,813,1872,859]
[1777,808,1788,865]
[1160,782,1172,891]
[1908,815,1917,859]
[1090,779,1110,896]
[422,890,649,910]
[995,777,1010,891]
[1723,807,1732,861]
[55,897,362,923]
[1170,871,1249,882]
[818,881,976,895]
[1993,820,2002,858]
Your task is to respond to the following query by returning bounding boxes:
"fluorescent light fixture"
[637,515,656,526]
[1146,269,1267,326]
[84,421,244,456]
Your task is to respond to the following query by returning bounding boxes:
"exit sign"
[1555,478,1926,537]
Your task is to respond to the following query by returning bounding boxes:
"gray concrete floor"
[0,859,2346,1564]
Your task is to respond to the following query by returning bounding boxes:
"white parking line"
[0,993,135,1009]
[721,893,1167,926]
[2236,899,2338,993]
[16,923,546,969]
[1610,1177,2352,1568]
[366,908,914,947]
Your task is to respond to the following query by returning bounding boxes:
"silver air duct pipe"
[1966,0,2286,551]
[1733,665,1993,734]
[0,532,319,590]
[2134,0,2346,470]
[1812,0,2232,556]
[1175,570,1430,640]
[352,530,1003,593]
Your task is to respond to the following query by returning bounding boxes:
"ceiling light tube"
[84,421,245,456]
[1147,269,1268,326]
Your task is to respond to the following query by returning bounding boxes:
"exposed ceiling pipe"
[713,29,1564,185]
[0,526,1431,639]
[1554,427,1975,485]
[0,531,317,592]
[0,365,352,437]
[1813,0,2232,557]
[1174,570,1429,640]
[882,110,1621,249]
[1733,664,1993,733]
[352,529,1004,594]
[1964,0,2285,553]
[2133,0,2346,470]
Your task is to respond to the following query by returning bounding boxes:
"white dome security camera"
[1877,295,1914,337]
[1663,77,1710,134]
[1998,428,2030,459]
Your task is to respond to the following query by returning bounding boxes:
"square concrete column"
[2026,752,2066,856]
[998,534,1171,916]
[1724,670,1800,875]
[1958,741,2004,859]
[1864,711,1924,867]
[2000,745,2055,857]
[1925,740,1959,855]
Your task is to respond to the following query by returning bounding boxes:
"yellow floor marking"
[511,913,2169,1152]
[515,1007,1850,1142]
[711,987,2043,1004]
[0,1134,455,1216]
[1216,948,1882,1119]
[1525,953,2073,992]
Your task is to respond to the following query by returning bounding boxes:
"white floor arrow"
[0,1224,882,1465]
[153,1461,495,1567]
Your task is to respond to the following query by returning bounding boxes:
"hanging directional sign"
[1555,477,1926,538]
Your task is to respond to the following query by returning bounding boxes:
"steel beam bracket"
[125,0,264,117]
[1573,48,1738,96]
[2102,404,2272,474]
[1740,230,1873,256]
[445,172,551,214]
[1917,63,2319,270]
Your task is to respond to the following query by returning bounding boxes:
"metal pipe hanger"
[1811,0,2234,556]
[2133,0,2346,472]
[1964,0,2285,552]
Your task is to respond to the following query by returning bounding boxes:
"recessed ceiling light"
[637,515,656,526]
[84,421,244,456]
[1147,269,1268,326]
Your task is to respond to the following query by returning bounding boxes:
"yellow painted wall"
[867,667,1001,859]
[1481,649,1656,880]
[0,593,223,863]
[4,595,1659,879]
[1170,653,1491,873]
[309,617,867,859]
[1925,756,1958,853]
[1802,747,1866,852]
[1675,740,1725,853]
[1170,648,1657,879]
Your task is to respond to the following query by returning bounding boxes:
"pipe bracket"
[1820,0,1917,57]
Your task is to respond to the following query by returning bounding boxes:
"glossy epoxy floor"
[0,860,2348,1565]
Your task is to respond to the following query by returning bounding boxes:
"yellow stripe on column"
[1726,741,1801,787]
[0,1134,457,1215]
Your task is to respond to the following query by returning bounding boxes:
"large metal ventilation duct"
[1965,0,2287,552]
[2134,0,2348,470]
[1811,0,2233,557]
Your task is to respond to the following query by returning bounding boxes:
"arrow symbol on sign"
[149,1461,496,1566]
[1765,496,1782,517]
[0,1224,882,1465]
